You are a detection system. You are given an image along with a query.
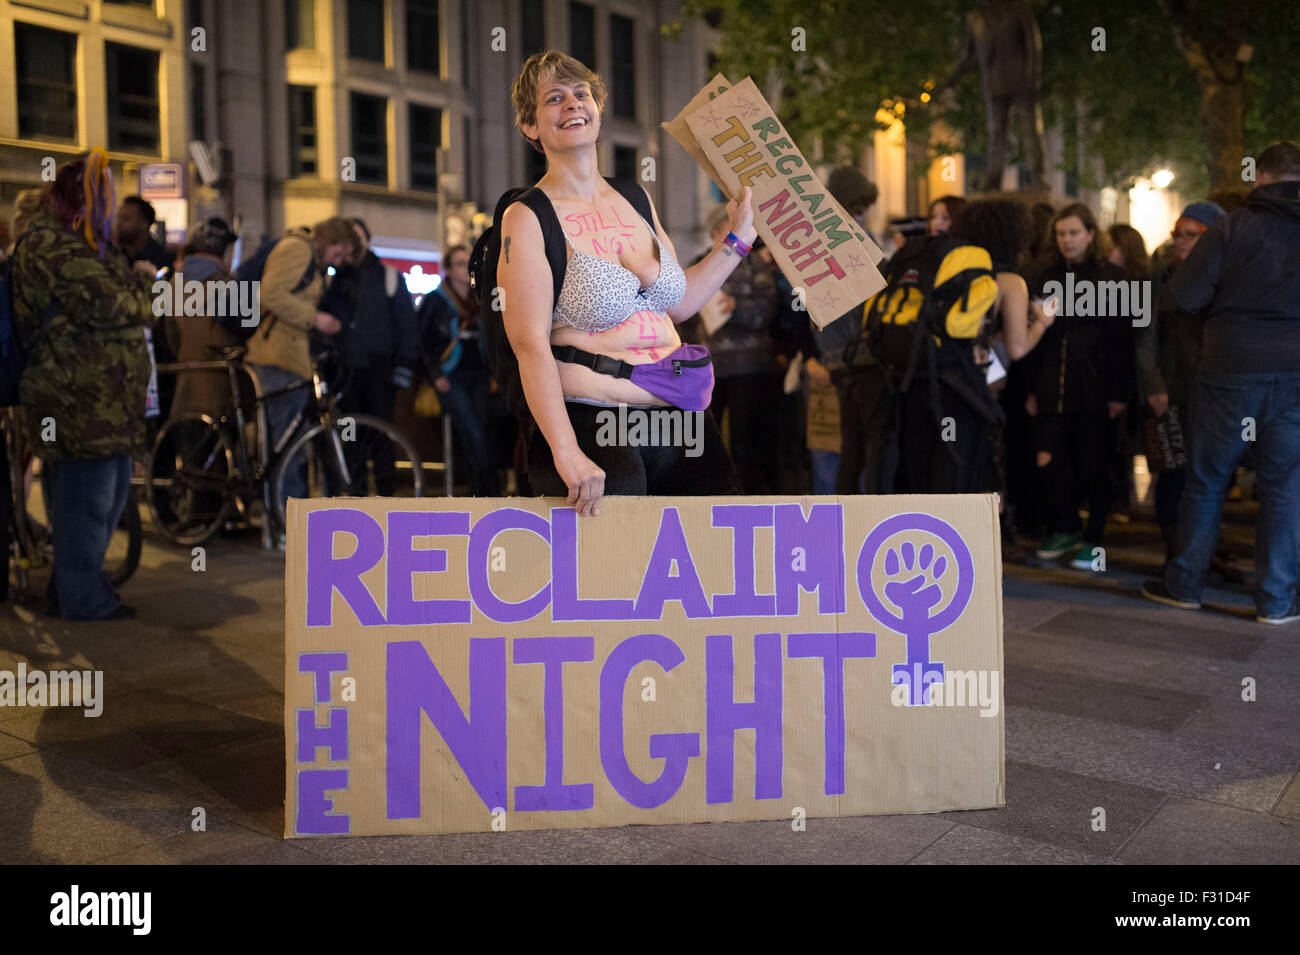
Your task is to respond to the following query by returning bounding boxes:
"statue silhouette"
[941,0,1049,192]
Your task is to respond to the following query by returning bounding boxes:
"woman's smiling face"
[524,77,600,154]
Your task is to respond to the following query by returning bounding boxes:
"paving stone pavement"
[1,509,1296,865]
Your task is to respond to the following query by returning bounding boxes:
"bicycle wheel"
[145,413,235,546]
[272,413,424,528]
[105,487,143,586]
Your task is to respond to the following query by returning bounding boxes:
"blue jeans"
[251,363,309,519]
[1166,372,1300,615]
[46,455,132,620]
[810,449,839,494]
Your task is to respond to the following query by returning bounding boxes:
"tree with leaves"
[669,0,1300,194]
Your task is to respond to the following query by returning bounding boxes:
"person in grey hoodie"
[1142,141,1300,624]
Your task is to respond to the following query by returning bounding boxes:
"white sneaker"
[1257,600,1300,625]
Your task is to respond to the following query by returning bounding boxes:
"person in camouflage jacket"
[13,209,153,459]
[10,152,152,620]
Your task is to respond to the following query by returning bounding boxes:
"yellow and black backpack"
[854,233,1004,430]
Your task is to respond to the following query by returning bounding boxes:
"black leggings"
[527,402,740,496]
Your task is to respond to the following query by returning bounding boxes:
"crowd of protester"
[5,139,1298,624]
[666,140,1300,624]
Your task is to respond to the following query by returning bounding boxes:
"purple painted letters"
[787,632,876,795]
[386,511,472,625]
[512,637,595,811]
[386,639,507,817]
[599,634,700,808]
[705,632,783,803]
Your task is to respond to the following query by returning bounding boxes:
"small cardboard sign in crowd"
[664,75,888,329]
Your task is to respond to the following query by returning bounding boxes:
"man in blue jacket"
[1142,141,1300,624]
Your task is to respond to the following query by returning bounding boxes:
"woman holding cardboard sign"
[498,51,757,515]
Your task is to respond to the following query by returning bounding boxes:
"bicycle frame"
[152,353,345,549]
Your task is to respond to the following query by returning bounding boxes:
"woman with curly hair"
[952,199,1050,549]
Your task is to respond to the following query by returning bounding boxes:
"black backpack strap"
[606,177,654,229]
[551,343,634,379]
[899,242,944,395]
[516,189,567,309]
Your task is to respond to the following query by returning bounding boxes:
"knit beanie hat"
[1179,201,1224,227]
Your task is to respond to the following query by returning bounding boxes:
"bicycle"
[144,344,424,546]
[4,406,142,598]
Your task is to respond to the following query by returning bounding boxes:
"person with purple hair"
[9,150,155,620]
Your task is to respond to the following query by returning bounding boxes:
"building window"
[610,14,635,120]
[407,0,439,74]
[613,145,637,182]
[350,92,388,184]
[569,1,595,69]
[409,104,441,191]
[14,24,77,141]
[348,0,384,62]
[521,0,546,57]
[190,62,207,143]
[106,43,160,154]
[288,85,318,177]
[286,0,315,50]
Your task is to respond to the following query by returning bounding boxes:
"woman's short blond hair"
[512,51,607,154]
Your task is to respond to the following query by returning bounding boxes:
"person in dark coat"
[1143,142,1300,624]
[1027,202,1134,570]
[1134,202,1222,562]
[417,244,501,496]
[320,218,420,494]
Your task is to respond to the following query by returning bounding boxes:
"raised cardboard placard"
[284,495,1004,837]
[664,76,887,329]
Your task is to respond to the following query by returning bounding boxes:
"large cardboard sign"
[664,76,887,329]
[284,495,1004,837]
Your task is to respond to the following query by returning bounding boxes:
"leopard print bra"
[551,227,687,333]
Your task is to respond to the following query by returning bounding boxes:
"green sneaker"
[1036,532,1082,559]
[1068,543,1100,571]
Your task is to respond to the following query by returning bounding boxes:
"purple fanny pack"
[552,343,714,411]
[629,344,714,411]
